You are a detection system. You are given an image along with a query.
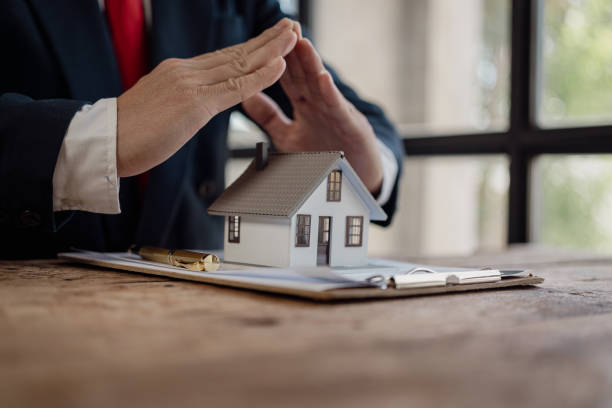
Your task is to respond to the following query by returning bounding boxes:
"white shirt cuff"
[52,98,121,214]
[375,138,399,207]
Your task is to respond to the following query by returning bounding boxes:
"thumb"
[242,92,291,139]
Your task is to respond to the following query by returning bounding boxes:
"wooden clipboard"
[59,251,544,301]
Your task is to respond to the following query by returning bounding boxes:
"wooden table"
[1,245,612,408]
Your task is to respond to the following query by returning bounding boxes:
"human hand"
[115,18,298,177]
[241,27,383,193]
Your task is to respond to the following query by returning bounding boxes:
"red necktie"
[105,0,150,199]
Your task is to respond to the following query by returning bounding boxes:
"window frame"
[229,0,612,245]
[345,216,364,247]
[295,214,312,247]
[228,216,240,243]
[318,216,331,245]
[327,170,342,202]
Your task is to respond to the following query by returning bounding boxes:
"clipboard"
[59,250,544,301]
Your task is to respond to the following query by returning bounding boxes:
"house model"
[208,143,387,267]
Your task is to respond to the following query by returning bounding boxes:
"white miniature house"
[208,143,387,267]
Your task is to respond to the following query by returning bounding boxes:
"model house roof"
[207,151,387,221]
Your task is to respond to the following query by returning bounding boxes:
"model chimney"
[255,142,268,171]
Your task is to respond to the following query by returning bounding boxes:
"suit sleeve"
[241,0,405,226]
[0,92,86,255]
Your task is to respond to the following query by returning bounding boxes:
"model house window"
[296,214,311,247]
[228,216,240,243]
[345,216,363,247]
[327,170,342,201]
[319,216,331,244]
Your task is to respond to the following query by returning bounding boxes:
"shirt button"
[19,210,42,227]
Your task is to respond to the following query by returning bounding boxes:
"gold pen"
[130,245,220,272]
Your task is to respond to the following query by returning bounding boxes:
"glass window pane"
[369,155,509,257]
[312,0,511,136]
[531,155,612,252]
[538,0,612,127]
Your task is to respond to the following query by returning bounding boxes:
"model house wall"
[224,215,291,267]
[289,167,370,267]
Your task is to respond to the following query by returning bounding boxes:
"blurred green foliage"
[538,155,612,251]
[542,0,612,123]
[538,0,612,252]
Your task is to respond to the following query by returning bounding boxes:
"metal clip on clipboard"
[366,267,502,290]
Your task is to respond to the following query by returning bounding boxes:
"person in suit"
[0,0,404,259]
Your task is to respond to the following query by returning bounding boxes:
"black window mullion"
[402,132,507,156]
[507,0,534,244]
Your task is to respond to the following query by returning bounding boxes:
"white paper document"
[59,249,521,293]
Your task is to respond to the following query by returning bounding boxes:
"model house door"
[317,216,331,265]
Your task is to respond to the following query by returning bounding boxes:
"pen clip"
[365,274,389,290]
[366,267,443,290]
[366,267,440,290]
[405,267,437,275]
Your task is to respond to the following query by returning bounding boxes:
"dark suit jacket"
[0,0,404,259]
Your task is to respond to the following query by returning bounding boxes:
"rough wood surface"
[1,244,612,408]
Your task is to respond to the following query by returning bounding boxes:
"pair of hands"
[116,18,383,193]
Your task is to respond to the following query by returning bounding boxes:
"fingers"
[194,18,294,69]
[282,47,309,100]
[292,20,302,39]
[295,39,326,80]
[281,37,340,108]
[242,92,291,138]
[278,62,301,102]
[293,38,348,113]
[245,18,294,53]
[294,38,326,101]
[277,20,303,100]
[318,70,346,113]
[203,57,287,115]
[202,29,296,85]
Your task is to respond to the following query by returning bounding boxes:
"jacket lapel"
[27,0,122,100]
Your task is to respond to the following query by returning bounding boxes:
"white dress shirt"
[52,98,121,213]
[51,2,398,214]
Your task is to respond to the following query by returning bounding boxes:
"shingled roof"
[207,151,387,221]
